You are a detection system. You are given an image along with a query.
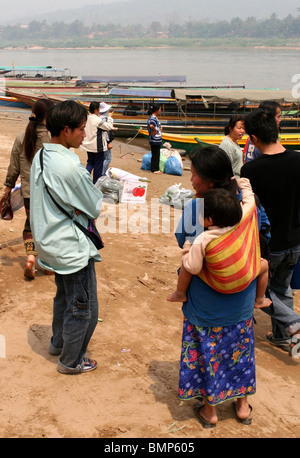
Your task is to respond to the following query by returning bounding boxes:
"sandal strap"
[82,358,97,371]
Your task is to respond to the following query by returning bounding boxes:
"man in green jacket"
[30,100,103,374]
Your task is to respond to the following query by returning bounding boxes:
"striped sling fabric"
[198,202,261,294]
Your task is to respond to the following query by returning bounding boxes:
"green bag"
[159,152,168,172]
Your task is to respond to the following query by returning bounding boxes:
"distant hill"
[1,0,299,26]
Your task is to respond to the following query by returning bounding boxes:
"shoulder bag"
[39,148,104,250]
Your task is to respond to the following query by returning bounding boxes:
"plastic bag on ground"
[161,147,183,167]
[141,153,151,171]
[159,183,194,210]
[107,167,148,182]
[95,176,122,203]
[141,151,168,173]
[164,156,182,176]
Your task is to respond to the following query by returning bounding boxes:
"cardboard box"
[120,180,148,204]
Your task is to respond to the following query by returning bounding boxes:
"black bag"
[39,148,104,250]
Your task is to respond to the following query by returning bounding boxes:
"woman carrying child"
[168,178,271,309]
[171,145,271,428]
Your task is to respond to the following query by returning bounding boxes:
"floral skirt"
[178,317,256,406]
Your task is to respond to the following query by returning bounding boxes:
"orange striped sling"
[198,202,261,294]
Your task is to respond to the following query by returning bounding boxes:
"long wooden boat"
[5,88,68,107]
[79,87,300,135]
[138,129,300,153]
[5,87,300,135]
[113,120,233,137]
[0,94,30,108]
[76,98,235,133]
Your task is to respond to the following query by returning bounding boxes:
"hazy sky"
[0,0,123,22]
[0,0,298,24]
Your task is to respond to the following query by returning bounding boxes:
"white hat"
[99,102,112,113]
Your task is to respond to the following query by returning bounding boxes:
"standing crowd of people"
[169,100,300,428]
[1,97,300,428]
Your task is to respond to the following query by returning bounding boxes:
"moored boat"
[0,94,30,108]
[5,86,300,135]
[138,129,300,154]
[5,88,68,107]
[1,65,76,85]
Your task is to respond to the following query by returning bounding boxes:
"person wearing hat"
[97,102,117,177]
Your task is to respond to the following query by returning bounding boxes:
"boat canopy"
[82,75,186,83]
[171,89,300,104]
[0,66,73,80]
[0,66,63,72]
[109,87,172,98]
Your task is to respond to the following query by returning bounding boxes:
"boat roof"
[109,87,172,98]
[81,75,186,83]
[171,89,300,104]
[0,66,66,72]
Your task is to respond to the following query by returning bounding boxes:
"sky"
[0,0,122,23]
[0,0,298,25]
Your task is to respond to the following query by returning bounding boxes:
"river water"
[0,47,299,90]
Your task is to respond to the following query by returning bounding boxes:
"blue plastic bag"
[141,152,168,172]
[141,153,152,170]
[164,156,182,176]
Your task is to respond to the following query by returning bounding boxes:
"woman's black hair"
[46,100,88,138]
[24,98,54,163]
[224,114,245,136]
[89,101,100,114]
[147,104,161,115]
[190,145,238,195]
[204,188,242,228]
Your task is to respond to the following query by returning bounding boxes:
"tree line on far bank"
[1,13,299,47]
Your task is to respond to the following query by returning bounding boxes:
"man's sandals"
[290,334,300,358]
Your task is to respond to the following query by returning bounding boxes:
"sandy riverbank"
[0,109,299,439]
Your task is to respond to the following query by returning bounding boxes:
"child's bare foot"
[254,297,272,309]
[167,291,187,302]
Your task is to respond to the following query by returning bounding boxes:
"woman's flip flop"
[193,401,216,429]
[232,401,253,425]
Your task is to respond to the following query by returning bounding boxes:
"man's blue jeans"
[51,259,99,371]
[263,243,300,340]
[102,149,112,176]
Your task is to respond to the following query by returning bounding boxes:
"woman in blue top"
[174,145,270,428]
[147,104,163,174]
